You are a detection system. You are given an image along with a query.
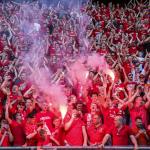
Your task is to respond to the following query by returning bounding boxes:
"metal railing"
[0,146,150,150]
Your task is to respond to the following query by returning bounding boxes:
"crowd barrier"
[0,146,150,150]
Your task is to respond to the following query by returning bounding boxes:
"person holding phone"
[132,117,150,145]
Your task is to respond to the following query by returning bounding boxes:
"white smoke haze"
[87,53,109,70]
[13,2,68,106]
[67,56,88,86]
[10,0,114,113]
[67,53,113,89]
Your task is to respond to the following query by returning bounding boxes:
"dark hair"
[14,112,21,120]
[72,103,77,110]
[26,109,37,118]
[135,116,142,121]
[1,119,8,124]
[39,129,46,134]
[76,100,84,105]
[52,116,61,128]
[18,101,25,106]
[99,114,104,124]
[91,92,98,97]
[135,116,145,129]
[39,129,46,139]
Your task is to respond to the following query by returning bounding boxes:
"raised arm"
[123,88,140,107]
[118,62,129,83]
[7,127,14,143]
[5,96,12,124]
[144,88,150,109]
[107,80,114,100]
[64,113,75,131]
[1,79,10,96]
[26,126,41,140]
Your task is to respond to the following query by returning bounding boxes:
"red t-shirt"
[85,97,92,113]
[0,130,10,146]
[123,21,129,31]
[114,84,126,99]
[83,113,93,127]
[130,105,148,128]
[125,82,137,90]
[25,122,37,146]
[128,46,137,55]
[48,46,55,55]
[87,124,106,145]
[91,29,99,37]
[64,116,85,146]
[37,135,52,146]
[51,127,64,146]
[36,111,54,132]
[101,106,124,129]
[132,127,149,145]
[122,61,132,75]
[97,48,108,56]
[108,125,133,145]
[9,93,22,103]
[10,120,26,146]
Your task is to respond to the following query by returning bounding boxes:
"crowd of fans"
[0,0,149,149]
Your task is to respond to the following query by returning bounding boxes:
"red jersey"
[51,127,64,146]
[125,82,137,90]
[132,127,150,145]
[128,46,137,55]
[101,106,124,129]
[36,111,54,131]
[0,130,10,146]
[108,125,133,145]
[87,124,106,145]
[37,135,52,146]
[10,120,26,146]
[84,113,92,126]
[130,105,148,128]
[64,116,85,146]
[25,122,37,146]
